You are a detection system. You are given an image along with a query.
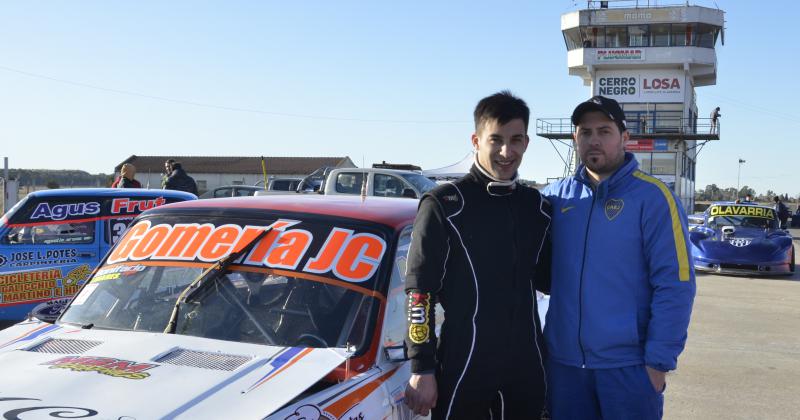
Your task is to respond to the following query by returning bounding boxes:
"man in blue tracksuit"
[542,96,696,419]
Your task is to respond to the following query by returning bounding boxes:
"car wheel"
[791,247,796,273]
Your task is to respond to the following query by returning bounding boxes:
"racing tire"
[790,247,795,273]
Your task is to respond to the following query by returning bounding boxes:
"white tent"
[422,152,474,180]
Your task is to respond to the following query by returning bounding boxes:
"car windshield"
[60,215,388,352]
[270,179,299,191]
[400,173,437,194]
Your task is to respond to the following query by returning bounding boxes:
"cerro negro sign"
[595,70,685,103]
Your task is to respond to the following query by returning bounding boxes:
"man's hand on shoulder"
[405,373,437,416]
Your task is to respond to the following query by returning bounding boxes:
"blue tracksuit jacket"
[542,153,695,372]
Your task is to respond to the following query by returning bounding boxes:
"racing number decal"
[108,219,131,245]
[407,291,431,344]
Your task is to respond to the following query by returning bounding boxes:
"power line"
[0,64,470,125]
[703,91,800,124]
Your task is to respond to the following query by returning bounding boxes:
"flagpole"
[261,156,268,188]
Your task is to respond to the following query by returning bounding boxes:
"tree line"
[5,169,114,189]
[695,184,797,203]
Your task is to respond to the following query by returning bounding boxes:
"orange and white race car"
[0,194,548,419]
[0,195,424,419]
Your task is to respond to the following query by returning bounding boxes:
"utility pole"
[736,158,746,199]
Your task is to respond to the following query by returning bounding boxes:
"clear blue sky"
[0,1,795,197]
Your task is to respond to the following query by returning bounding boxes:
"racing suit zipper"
[507,197,520,349]
[576,192,596,368]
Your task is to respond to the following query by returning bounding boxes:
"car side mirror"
[29,298,71,324]
[384,343,409,362]
[402,188,417,199]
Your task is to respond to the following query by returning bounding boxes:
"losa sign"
[595,70,685,103]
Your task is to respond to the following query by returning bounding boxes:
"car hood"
[691,227,790,261]
[0,320,347,419]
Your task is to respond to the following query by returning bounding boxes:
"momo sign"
[595,70,685,103]
[592,8,686,24]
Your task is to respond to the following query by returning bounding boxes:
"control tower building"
[537,1,724,211]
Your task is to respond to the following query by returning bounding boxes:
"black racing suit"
[405,164,551,420]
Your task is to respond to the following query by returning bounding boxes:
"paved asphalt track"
[664,228,800,419]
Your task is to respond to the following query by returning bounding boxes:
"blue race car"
[0,188,195,326]
[690,202,795,276]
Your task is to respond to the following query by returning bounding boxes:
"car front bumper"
[694,260,792,276]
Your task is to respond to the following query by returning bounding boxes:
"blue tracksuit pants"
[547,360,664,420]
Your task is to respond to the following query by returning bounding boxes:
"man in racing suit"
[543,96,696,419]
[404,91,551,420]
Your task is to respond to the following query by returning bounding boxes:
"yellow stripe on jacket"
[632,171,691,281]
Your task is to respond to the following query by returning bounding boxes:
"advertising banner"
[625,139,669,152]
[654,139,669,151]
[595,70,685,103]
[625,139,654,151]
[597,49,645,61]
[591,8,687,24]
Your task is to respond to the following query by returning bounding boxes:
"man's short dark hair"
[172,162,183,171]
[473,90,530,133]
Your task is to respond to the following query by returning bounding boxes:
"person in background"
[543,96,695,420]
[164,162,199,196]
[743,193,753,203]
[161,159,176,188]
[773,196,790,229]
[710,107,721,134]
[112,163,142,188]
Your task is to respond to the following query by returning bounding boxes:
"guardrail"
[584,0,690,9]
[536,117,720,138]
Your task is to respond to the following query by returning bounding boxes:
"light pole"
[736,158,746,199]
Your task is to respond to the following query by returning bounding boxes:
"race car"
[0,195,548,419]
[0,188,196,327]
[690,202,795,276]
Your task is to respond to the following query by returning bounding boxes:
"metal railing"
[536,117,720,138]
[585,1,691,9]
[536,119,574,137]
